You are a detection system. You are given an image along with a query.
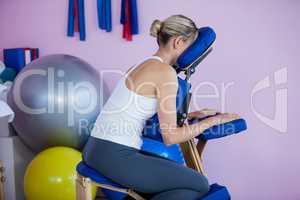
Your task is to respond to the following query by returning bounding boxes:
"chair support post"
[76,173,146,200]
[180,139,206,175]
[76,174,93,200]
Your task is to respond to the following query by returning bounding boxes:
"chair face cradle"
[76,27,241,200]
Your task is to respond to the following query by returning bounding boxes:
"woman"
[83,15,239,200]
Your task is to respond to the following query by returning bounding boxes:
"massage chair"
[76,27,247,200]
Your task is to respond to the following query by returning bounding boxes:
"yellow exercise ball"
[24,147,96,200]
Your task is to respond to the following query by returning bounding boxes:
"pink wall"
[1,0,299,199]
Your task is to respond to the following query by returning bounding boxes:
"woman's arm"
[188,109,218,120]
[156,65,240,145]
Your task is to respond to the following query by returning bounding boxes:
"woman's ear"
[173,36,186,50]
[173,36,182,49]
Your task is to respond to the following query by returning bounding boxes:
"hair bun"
[150,19,162,38]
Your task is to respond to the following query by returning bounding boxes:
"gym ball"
[141,138,185,164]
[8,54,108,152]
[24,147,97,200]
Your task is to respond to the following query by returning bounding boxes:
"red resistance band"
[123,0,132,41]
[74,0,79,32]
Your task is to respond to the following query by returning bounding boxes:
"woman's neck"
[153,48,177,65]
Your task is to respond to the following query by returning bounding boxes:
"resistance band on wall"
[121,0,139,41]
[67,0,86,41]
[97,0,112,32]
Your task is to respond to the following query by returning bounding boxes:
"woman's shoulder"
[145,60,177,79]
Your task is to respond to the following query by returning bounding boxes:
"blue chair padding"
[142,77,190,141]
[200,183,230,200]
[176,27,216,70]
[77,161,126,189]
[102,189,126,200]
[190,118,247,141]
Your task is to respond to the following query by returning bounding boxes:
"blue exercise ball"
[8,54,109,152]
[141,138,185,164]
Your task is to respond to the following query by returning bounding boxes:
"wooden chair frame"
[76,174,146,200]
[180,140,206,175]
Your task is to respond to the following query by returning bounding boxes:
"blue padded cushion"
[142,77,190,141]
[77,161,126,189]
[191,118,247,141]
[200,183,230,200]
[176,27,216,69]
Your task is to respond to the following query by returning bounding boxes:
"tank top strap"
[125,56,164,77]
[150,56,164,63]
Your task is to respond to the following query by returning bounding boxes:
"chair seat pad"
[77,161,127,189]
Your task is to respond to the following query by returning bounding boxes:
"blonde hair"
[150,15,198,46]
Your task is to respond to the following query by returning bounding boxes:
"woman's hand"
[188,108,218,120]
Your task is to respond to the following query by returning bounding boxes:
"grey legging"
[82,137,210,200]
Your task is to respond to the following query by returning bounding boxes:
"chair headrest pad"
[176,27,216,69]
